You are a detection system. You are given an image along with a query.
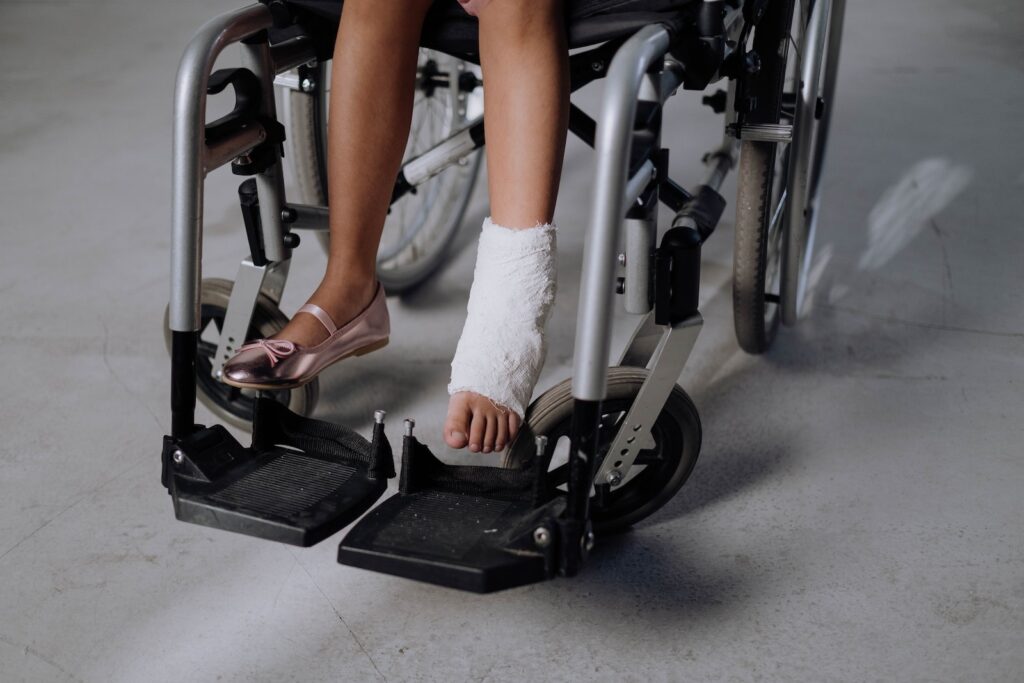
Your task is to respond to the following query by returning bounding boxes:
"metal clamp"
[596,313,703,485]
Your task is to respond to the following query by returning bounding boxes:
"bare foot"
[444,391,522,453]
[272,276,378,346]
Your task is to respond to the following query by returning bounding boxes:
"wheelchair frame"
[165,0,809,584]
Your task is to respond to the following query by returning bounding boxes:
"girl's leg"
[274,0,435,347]
[444,0,569,452]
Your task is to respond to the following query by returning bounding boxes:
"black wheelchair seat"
[280,0,699,58]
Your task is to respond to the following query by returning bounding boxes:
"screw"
[172,449,185,465]
[606,469,623,486]
[591,60,602,72]
[404,418,415,436]
[533,527,551,548]
[374,410,386,424]
[618,253,626,267]
[300,77,316,92]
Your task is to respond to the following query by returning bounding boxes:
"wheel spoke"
[768,187,788,244]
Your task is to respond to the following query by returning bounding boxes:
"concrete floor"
[2,0,1022,681]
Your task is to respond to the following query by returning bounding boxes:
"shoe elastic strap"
[296,303,338,335]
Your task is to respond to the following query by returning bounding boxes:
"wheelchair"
[163,0,845,592]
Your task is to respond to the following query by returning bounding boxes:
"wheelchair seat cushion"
[280,0,698,57]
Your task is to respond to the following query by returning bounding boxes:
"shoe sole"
[221,337,390,392]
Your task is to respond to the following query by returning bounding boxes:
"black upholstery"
[280,0,698,59]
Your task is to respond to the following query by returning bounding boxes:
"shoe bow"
[238,339,296,367]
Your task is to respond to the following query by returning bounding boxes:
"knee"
[342,0,433,24]
[477,0,564,32]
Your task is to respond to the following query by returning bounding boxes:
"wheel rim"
[504,369,700,532]
[313,50,481,289]
[759,4,804,332]
[540,395,686,526]
[782,0,841,324]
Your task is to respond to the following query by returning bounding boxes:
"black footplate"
[162,398,395,547]
[338,429,565,593]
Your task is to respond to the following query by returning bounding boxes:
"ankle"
[314,274,377,304]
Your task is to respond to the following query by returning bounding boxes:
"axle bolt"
[533,527,551,548]
[172,449,185,465]
[606,469,623,486]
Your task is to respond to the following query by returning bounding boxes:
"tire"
[732,0,798,353]
[163,278,318,431]
[733,140,785,353]
[285,50,482,295]
[503,368,702,533]
[780,0,845,325]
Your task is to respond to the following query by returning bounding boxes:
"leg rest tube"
[170,4,273,334]
[571,25,672,402]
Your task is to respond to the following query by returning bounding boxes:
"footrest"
[163,398,395,547]
[338,431,563,593]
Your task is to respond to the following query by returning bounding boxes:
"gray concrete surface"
[2,0,1022,681]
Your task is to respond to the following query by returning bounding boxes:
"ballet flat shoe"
[222,282,389,390]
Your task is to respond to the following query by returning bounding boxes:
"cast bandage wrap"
[448,217,558,419]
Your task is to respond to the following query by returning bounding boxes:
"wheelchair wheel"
[780,0,845,325]
[285,50,482,294]
[162,278,318,431]
[503,368,701,534]
[732,0,798,353]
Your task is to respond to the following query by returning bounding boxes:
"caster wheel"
[503,367,701,533]
[163,278,318,431]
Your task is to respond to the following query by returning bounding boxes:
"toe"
[508,411,522,443]
[496,414,509,452]
[468,407,486,453]
[444,400,470,449]
[482,413,497,453]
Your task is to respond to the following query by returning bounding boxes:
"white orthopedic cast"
[448,216,558,419]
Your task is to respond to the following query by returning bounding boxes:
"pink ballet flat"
[222,282,390,390]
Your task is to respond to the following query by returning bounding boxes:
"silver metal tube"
[623,217,655,314]
[623,159,656,210]
[242,39,288,262]
[572,24,672,401]
[702,141,736,192]
[204,124,266,172]
[170,3,273,332]
[287,203,330,231]
[402,116,482,186]
[270,36,316,74]
[658,58,686,103]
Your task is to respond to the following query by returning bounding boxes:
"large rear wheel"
[733,0,801,352]
[781,0,846,324]
[283,50,482,294]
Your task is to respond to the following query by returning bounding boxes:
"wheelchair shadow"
[565,532,752,616]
